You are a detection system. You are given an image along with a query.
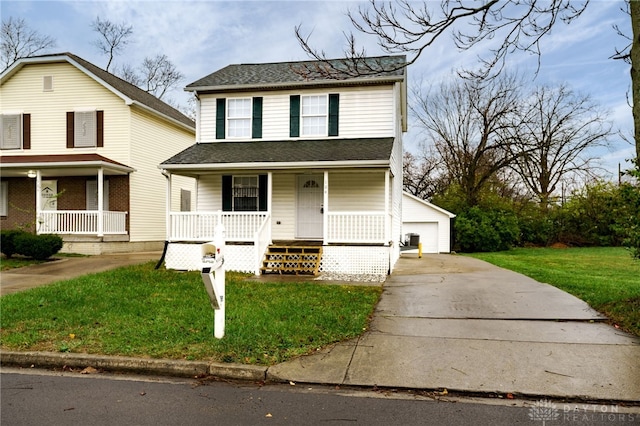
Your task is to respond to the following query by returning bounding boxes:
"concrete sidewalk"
[2,252,639,403]
[268,254,640,403]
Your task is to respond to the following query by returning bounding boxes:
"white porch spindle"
[35,170,42,234]
[323,170,329,244]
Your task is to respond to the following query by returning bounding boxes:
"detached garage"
[402,192,456,253]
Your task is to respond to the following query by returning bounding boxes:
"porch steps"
[260,245,322,276]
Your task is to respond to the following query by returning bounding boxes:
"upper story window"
[227,98,251,138]
[301,95,327,136]
[0,113,30,150]
[290,94,339,138]
[67,110,104,148]
[216,97,263,140]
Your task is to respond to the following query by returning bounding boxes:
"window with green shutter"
[290,95,300,137]
[328,93,339,136]
[216,98,226,139]
[252,97,263,139]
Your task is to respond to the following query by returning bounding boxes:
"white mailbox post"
[200,223,226,339]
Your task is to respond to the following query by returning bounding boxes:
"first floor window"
[0,181,8,216]
[233,176,258,211]
[180,189,192,212]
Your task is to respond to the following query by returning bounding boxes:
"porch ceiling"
[160,137,394,172]
[0,154,135,178]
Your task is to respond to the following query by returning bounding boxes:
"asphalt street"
[2,369,637,426]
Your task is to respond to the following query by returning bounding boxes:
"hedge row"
[1,230,63,260]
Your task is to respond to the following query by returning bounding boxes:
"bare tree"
[412,73,525,207]
[403,149,448,200]
[295,0,587,79]
[117,55,183,100]
[1,17,56,70]
[91,16,133,72]
[509,84,612,208]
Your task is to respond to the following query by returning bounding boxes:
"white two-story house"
[160,56,407,276]
[0,53,195,255]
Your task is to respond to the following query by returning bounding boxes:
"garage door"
[404,222,439,253]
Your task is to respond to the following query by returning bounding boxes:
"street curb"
[0,351,267,382]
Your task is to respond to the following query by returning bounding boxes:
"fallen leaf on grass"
[80,366,98,374]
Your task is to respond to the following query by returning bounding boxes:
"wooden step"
[261,245,322,276]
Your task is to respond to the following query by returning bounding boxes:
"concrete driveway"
[269,253,640,402]
[0,252,161,296]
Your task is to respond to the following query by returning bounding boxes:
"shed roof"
[161,138,394,170]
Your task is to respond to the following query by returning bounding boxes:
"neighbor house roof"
[160,138,394,171]
[1,52,195,131]
[186,55,406,92]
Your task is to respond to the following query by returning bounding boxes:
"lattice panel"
[320,246,390,275]
[165,243,256,274]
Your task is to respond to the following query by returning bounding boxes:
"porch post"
[97,168,104,237]
[35,170,42,235]
[323,170,329,244]
[384,170,390,245]
[165,171,172,241]
[267,171,273,244]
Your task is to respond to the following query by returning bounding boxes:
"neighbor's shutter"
[22,114,31,149]
[328,94,339,137]
[66,112,74,148]
[258,174,268,211]
[96,110,104,147]
[252,97,263,139]
[289,95,300,137]
[216,98,226,139]
[222,175,232,211]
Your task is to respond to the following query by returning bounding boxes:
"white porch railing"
[326,211,387,244]
[37,211,128,235]
[169,211,269,242]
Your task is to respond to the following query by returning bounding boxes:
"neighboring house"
[0,53,195,255]
[159,56,407,276]
[401,191,456,254]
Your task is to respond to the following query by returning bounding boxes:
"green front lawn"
[467,247,640,336]
[0,263,381,365]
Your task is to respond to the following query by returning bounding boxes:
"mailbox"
[200,222,226,339]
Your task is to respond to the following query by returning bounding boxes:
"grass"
[0,262,381,365]
[466,247,640,336]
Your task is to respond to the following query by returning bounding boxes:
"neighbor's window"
[232,175,258,211]
[301,95,327,136]
[0,180,8,216]
[74,111,97,147]
[227,98,251,138]
[1,114,22,150]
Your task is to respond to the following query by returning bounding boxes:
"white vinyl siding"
[0,114,22,149]
[271,174,296,240]
[328,172,385,211]
[197,85,395,142]
[196,175,222,211]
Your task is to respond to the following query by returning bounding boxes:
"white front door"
[296,174,323,239]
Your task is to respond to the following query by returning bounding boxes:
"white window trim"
[232,175,259,212]
[226,98,252,139]
[0,181,8,216]
[301,94,328,137]
[0,113,23,150]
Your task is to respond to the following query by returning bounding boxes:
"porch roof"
[159,137,394,171]
[0,154,135,177]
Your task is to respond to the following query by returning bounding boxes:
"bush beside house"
[1,230,63,260]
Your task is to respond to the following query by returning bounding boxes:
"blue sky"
[1,0,634,178]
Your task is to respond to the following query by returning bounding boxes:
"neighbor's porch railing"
[169,211,269,242]
[37,211,128,235]
[326,211,387,244]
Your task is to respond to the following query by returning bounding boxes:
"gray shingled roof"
[186,56,406,91]
[161,138,394,167]
[8,53,195,129]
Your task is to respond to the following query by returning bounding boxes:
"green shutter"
[328,93,339,136]
[222,175,232,211]
[258,174,268,211]
[216,98,226,140]
[252,97,263,139]
[290,95,300,137]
